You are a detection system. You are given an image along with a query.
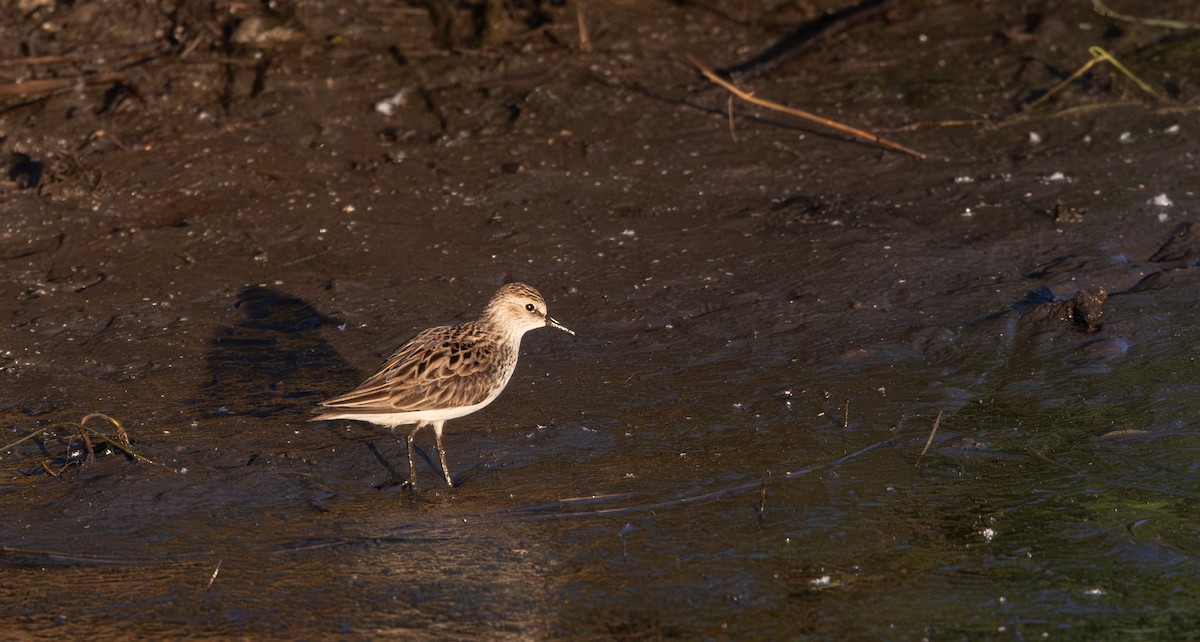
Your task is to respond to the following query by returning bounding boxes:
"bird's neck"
[479,313,529,345]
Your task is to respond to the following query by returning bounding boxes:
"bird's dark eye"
[525,303,535,312]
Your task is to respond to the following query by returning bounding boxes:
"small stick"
[0,47,160,68]
[206,559,223,590]
[915,410,942,467]
[0,53,94,67]
[576,0,592,53]
[0,72,126,98]
[843,400,849,429]
[726,94,738,141]
[688,55,926,159]
[1092,0,1200,30]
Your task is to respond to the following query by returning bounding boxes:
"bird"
[312,282,574,488]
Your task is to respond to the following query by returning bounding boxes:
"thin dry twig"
[206,559,223,590]
[0,53,96,67]
[688,55,927,159]
[888,95,1180,135]
[0,45,164,68]
[915,409,942,467]
[1092,0,1200,30]
[576,0,592,53]
[0,72,126,98]
[1026,46,1161,110]
[726,94,738,142]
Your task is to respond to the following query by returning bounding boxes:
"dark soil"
[3,1,1200,638]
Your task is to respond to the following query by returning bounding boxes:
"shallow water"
[6,254,1200,639]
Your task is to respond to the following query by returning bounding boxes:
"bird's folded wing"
[319,324,504,412]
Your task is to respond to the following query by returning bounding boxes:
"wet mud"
[3,0,1200,639]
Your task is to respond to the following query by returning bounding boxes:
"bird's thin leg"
[432,420,452,486]
[405,422,423,488]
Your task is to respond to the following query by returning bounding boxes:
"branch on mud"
[688,55,926,159]
[0,45,165,69]
[0,72,126,99]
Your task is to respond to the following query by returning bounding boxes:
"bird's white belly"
[323,377,510,428]
[353,399,491,426]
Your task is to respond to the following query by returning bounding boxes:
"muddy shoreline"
[4,1,1200,639]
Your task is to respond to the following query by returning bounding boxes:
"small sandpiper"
[313,283,574,488]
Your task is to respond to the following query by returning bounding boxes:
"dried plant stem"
[915,410,942,467]
[688,55,926,159]
[576,0,592,53]
[206,559,223,590]
[1,412,156,469]
[77,425,96,467]
[1026,46,1160,110]
[726,94,738,142]
[1092,0,1200,30]
[0,72,126,98]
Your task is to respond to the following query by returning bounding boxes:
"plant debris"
[1,412,154,477]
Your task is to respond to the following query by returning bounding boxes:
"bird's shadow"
[191,285,358,421]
